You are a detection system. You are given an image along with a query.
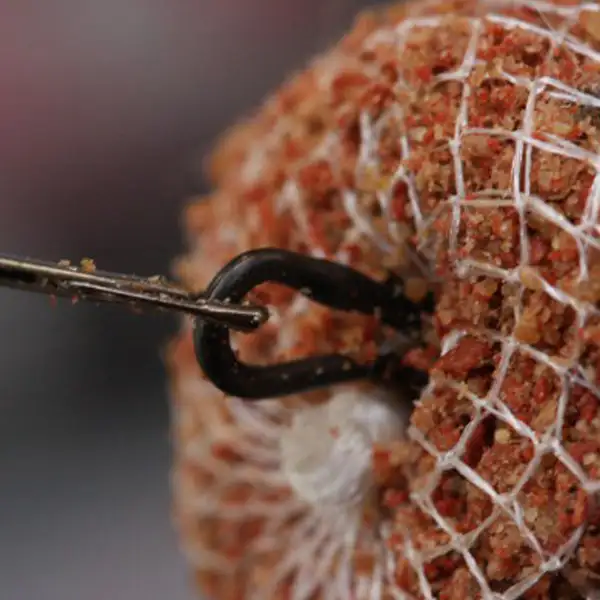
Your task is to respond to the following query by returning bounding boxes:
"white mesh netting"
[171,364,405,598]
[170,1,600,598]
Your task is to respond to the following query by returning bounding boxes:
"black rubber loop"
[194,248,431,399]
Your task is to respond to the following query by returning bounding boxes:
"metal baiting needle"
[0,253,269,332]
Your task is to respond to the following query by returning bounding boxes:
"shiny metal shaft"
[0,254,268,332]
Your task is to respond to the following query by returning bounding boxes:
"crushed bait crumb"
[79,257,96,273]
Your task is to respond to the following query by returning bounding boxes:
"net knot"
[280,387,409,508]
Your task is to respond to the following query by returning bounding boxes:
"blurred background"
[0,1,386,599]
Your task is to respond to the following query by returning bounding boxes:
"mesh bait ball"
[169,1,600,598]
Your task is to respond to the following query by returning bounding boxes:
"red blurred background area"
[0,0,322,236]
[0,2,383,599]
